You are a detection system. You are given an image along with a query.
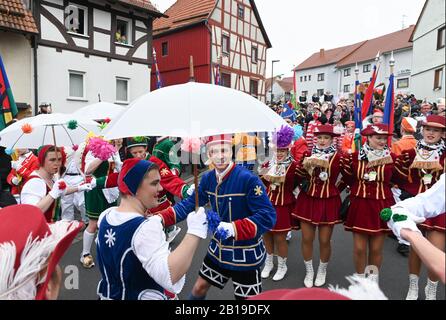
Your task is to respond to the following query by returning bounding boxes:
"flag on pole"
[352,78,363,153]
[152,48,162,89]
[214,61,221,85]
[291,69,298,109]
[0,54,18,131]
[361,64,379,120]
[383,73,395,146]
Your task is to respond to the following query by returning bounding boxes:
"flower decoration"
[181,137,201,153]
[21,123,33,134]
[67,120,78,130]
[103,118,111,124]
[88,137,116,161]
[72,144,79,151]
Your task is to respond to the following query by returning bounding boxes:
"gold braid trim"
[410,161,443,170]
[366,156,393,168]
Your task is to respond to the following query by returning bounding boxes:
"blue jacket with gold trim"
[168,164,276,271]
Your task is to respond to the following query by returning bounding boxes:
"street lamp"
[389,51,395,73]
[271,59,280,104]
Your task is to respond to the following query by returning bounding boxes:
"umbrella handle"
[194,163,199,212]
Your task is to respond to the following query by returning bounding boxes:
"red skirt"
[270,203,293,232]
[420,213,445,232]
[344,197,393,235]
[293,192,342,226]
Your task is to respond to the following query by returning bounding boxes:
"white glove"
[387,207,425,246]
[11,176,20,186]
[186,207,208,239]
[216,222,235,240]
[113,154,123,172]
[186,184,195,196]
[77,183,93,192]
[49,179,67,199]
[89,177,97,189]
[10,160,19,170]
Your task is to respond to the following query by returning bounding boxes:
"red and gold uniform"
[7,151,39,195]
[340,124,397,235]
[260,160,298,232]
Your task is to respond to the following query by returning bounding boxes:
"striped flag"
[383,73,395,146]
[361,64,379,120]
[0,54,18,131]
[153,48,162,89]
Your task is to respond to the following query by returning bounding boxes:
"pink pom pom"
[88,137,116,161]
[181,137,201,153]
[72,144,79,151]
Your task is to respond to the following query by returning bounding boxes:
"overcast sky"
[151,0,425,78]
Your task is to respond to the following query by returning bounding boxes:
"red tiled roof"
[265,77,294,92]
[296,42,365,71]
[118,0,164,16]
[153,0,272,47]
[0,0,38,34]
[295,25,415,71]
[153,0,215,33]
[337,25,415,67]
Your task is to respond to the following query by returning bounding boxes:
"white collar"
[215,162,234,183]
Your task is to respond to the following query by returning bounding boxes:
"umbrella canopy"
[104,82,287,139]
[0,113,101,149]
[72,102,125,121]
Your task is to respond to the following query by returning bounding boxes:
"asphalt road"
[58,220,445,300]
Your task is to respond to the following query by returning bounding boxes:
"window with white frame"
[69,71,85,99]
[222,34,230,55]
[437,27,445,50]
[397,78,409,89]
[317,89,324,96]
[317,73,324,81]
[116,77,129,103]
[250,79,258,97]
[238,4,244,19]
[363,64,371,73]
[434,68,443,90]
[66,3,88,35]
[344,68,351,77]
[116,17,132,45]
[251,47,258,64]
[343,84,351,93]
[308,75,312,81]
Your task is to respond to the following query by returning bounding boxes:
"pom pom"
[181,137,201,153]
[58,181,67,190]
[67,120,78,130]
[206,210,221,235]
[293,125,303,141]
[215,228,228,241]
[273,125,294,148]
[104,118,111,124]
[21,123,33,134]
[133,136,146,143]
[5,148,13,155]
[392,214,408,223]
[380,208,392,222]
[72,144,79,151]
[88,137,116,161]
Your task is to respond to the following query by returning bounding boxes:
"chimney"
[320,49,325,57]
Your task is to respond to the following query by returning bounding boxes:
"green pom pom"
[392,214,408,223]
[133,136,145,143]
[98,122,108,131]
[380,208,393,222]
[67,120,78,130]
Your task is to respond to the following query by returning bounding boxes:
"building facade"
[410,0,445,102]
[151,0,271,103]
[1,0,163,116]
[294,26,415,101]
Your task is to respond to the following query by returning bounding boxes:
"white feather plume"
[329,275,388,300]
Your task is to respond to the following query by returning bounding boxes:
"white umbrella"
[104,82,287,139]
[72,102,125,121]
[0,113,101,149]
